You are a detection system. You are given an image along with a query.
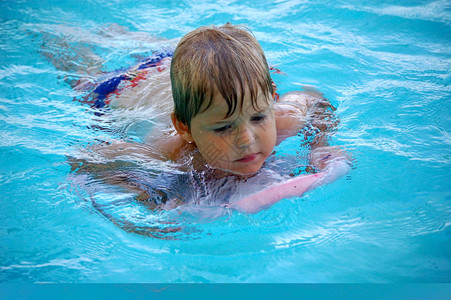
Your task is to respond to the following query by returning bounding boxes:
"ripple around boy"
[73,23,351,214]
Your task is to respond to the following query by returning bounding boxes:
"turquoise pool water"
[1,0,450,282]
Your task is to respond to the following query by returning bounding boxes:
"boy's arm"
[229,159,350,214]
[274,88,345,171]
[70,135,188,209]
[73,129,189,173]
[275,89,337,145]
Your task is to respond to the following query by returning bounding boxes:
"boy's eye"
[213,125,232,133]
[251,115,266,122]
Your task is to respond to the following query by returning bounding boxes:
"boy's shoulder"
[147,130,193,163]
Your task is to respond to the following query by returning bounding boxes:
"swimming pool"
[1,0,450,282]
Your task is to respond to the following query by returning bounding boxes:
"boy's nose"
[235,126,255,148]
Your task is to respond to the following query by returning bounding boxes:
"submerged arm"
[275,88,338,146]
[275,88,349,170]
[229,159,350,214]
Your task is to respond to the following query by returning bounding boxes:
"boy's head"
[170,23,277,175]
[170,23,273,128]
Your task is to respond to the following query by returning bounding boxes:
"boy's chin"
[220,164,262,178]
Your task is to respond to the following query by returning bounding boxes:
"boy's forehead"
[203,88,272,118]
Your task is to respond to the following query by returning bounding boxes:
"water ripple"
[340,0,451,25]
[272,216,364,249]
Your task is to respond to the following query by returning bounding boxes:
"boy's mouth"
[235,153,258,163]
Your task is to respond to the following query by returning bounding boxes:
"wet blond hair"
[170,23,273,128]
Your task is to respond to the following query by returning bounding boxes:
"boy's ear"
[171,113,194,143]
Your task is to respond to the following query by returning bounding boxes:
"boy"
[73,23,348,213]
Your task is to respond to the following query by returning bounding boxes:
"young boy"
[72,23,348,213]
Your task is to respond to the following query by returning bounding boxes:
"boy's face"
[188,88,277,176]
